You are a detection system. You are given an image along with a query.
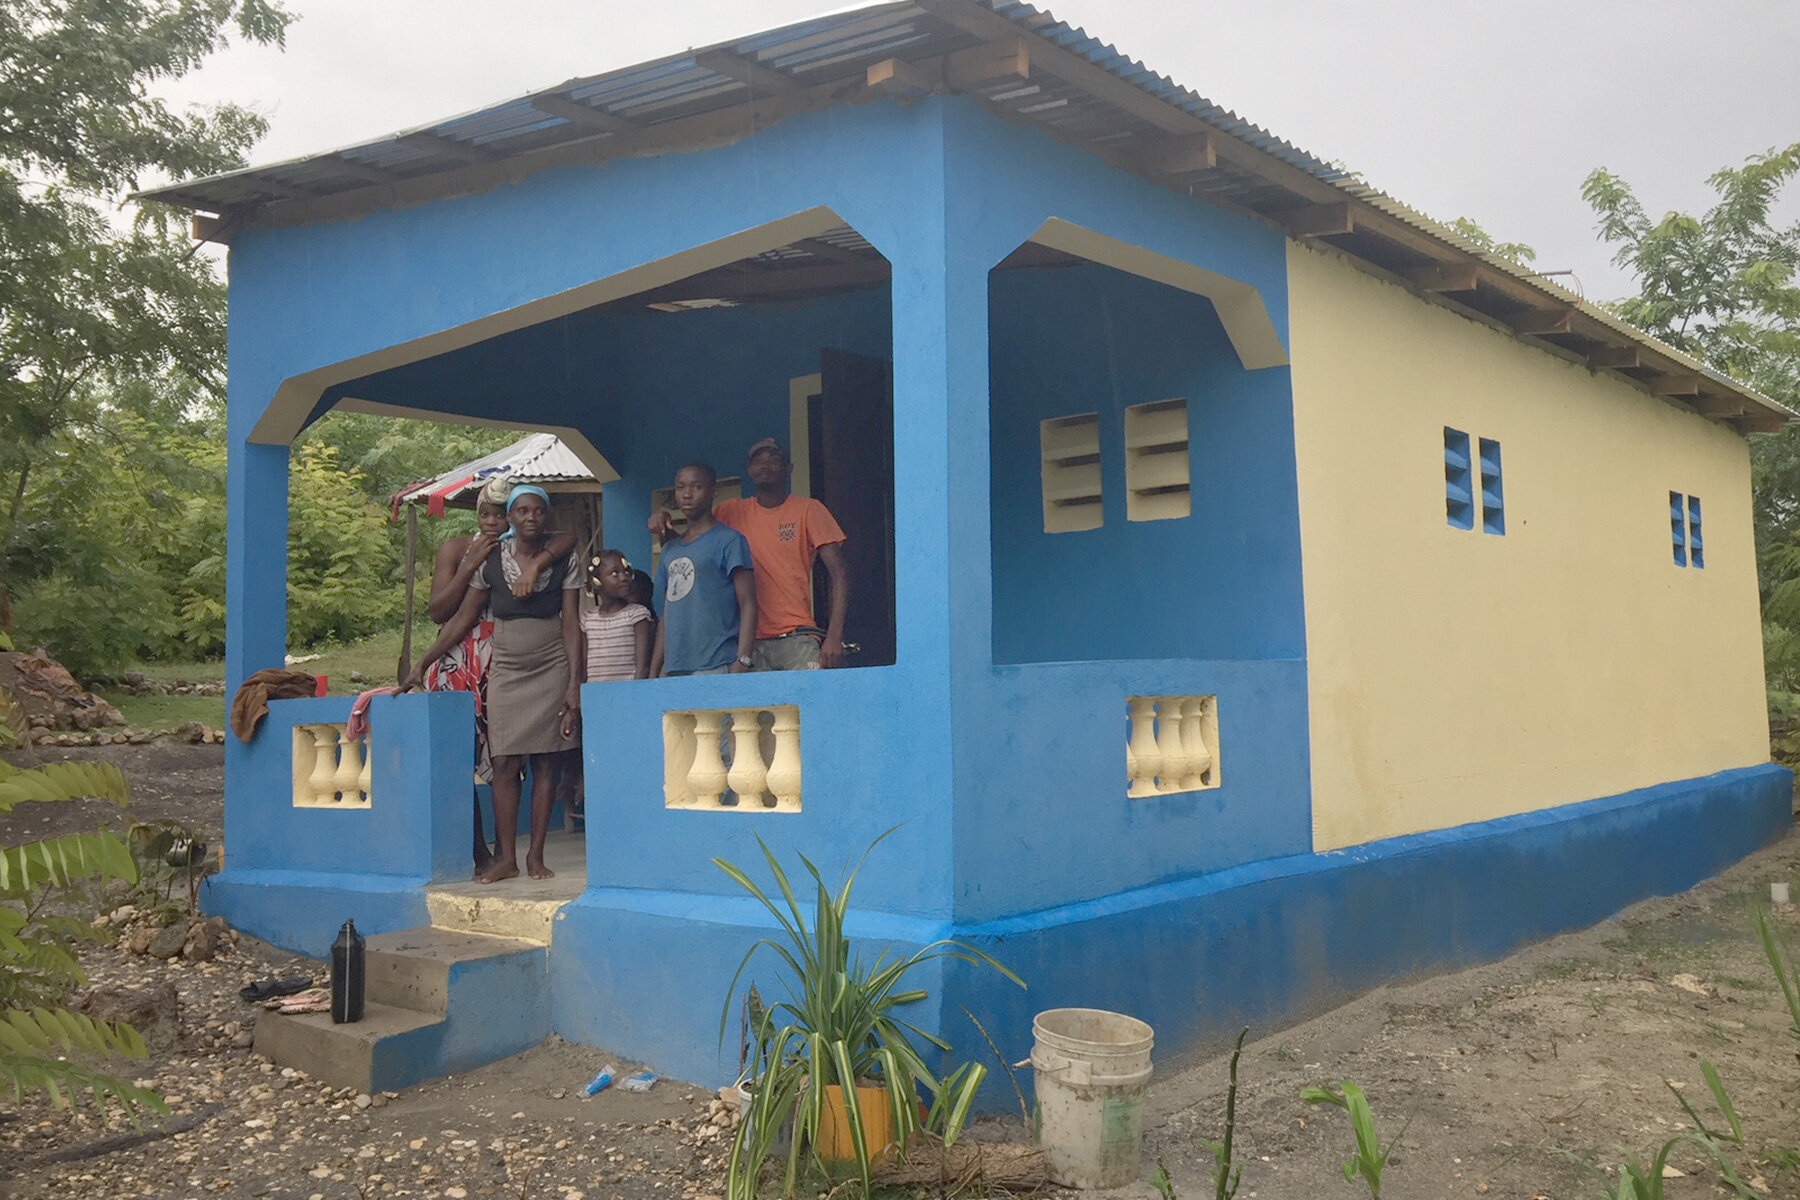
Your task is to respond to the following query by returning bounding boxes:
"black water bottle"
[331,919,365,1024]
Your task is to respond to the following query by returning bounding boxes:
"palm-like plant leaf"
[0,760,131,813]
[1,1046,168,1120]
[0,830,138,898]
[0,1006,147,1059]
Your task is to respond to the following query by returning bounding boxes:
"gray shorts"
[752,632,822,671]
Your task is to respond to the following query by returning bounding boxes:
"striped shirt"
[581,604,653,682]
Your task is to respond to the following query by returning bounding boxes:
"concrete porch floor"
[425,831,585,943]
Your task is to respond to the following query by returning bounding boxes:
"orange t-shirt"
[714,496,846,639]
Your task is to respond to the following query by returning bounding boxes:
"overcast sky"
[152,0,1800,301]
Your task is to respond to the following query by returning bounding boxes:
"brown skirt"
[486,615,578,757]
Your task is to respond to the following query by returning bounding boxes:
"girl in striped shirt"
[581,550,654,682]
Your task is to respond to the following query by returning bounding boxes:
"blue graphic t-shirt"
[655,522,754,673]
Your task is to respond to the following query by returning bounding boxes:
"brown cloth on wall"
[229,670,320,743]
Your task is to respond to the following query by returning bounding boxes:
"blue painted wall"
[208,693,473,953]
[318,289,892,571]
[988,264,1303,664]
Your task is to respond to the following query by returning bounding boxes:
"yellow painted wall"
[1288,244,1771,852]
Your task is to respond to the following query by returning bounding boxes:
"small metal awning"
[391,432,604,519]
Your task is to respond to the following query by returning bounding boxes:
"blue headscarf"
[506,484,551,513]
[499,484,553,540]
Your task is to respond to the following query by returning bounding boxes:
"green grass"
[93,690,225,732]
[128,623,439,697]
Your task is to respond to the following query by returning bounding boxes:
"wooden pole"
[399,504,418,681]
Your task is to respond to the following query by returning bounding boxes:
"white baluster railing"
[664,705,802,813]
[1125,696,1219,796]
[291,723,374,808]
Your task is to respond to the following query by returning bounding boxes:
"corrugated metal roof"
[392,432,600,512]
[138,0,1787,426]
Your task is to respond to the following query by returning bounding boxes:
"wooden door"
[811,350,896,666]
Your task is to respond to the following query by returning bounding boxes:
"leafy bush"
[0,632,165,1115]
[717,831,1024,1199]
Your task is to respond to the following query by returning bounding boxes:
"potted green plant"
[716,830,1024,1199]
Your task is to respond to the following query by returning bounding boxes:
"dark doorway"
[811,349,896,666]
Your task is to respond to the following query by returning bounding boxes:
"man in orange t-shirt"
[651,438,850,669]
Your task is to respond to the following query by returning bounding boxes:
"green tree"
[0,0,292,635]
[286,442,403,648]
[7,374,225,673]
[1583,145,1800,691]
[1448,216,1537,268]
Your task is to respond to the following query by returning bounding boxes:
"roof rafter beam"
[1134,132,1217,177]
[1733,412,1789,434]
[1275,202,1356,238]
[397,132,500,165]
[530,94,640,135]
[867,56,942,97]
[1691,394,1747,418]
[1511,308,1576,336]
[694,49,802,96]
[1588,345,1642,369]
[944,37,1029,88]
[1406,263,1480,293]
[1652,374,1706,397]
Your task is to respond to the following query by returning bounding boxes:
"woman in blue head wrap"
[406,483,583,882]
[415,476,579,875]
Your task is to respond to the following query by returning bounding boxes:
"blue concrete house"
[144,0,1792,1093]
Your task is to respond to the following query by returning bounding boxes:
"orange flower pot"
[814,1082,896,1163]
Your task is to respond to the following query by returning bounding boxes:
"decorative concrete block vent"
[1124,399,1191,522]
[291,723,372,808]
[1126,696,1218,796]
[663,705,802,812]
[1041,412,1103,533]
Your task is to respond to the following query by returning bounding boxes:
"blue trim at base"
[551,764,1790,1100]
[203,870,432,957]
[209,764,1791,1102]
[944,764,1793,1092]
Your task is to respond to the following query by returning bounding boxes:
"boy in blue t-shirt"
[651,463,757,676]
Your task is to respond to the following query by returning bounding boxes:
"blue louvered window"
[1673,492,1704,568]
[1670,491,1688,567]
[1444,428,1473,530]
[1688,496,1704,568]
[1478,438,1505,535]
[1446,427,1504,535]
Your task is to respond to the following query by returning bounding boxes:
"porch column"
[224,433,289,696]
[885,206,995,679]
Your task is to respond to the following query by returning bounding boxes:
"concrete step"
[424,888,567,943]
[253,927,553,1094]
[254,1001,444,1095]
[366,927,544,1013]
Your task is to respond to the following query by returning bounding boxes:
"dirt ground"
[5,744,1800,1199]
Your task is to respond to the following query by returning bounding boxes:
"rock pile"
[103,906,237,964]
[89,673,226,698]
[1,646,126,731]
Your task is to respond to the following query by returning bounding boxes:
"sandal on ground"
[239,975,313,1003]
[273,988,331,1014]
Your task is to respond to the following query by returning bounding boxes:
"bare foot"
[526,856,555,880]
[477,859,519,884]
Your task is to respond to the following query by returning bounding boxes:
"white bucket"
[1031,1008,1154,1188]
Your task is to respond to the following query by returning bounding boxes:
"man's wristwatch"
[736,654,754,668]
